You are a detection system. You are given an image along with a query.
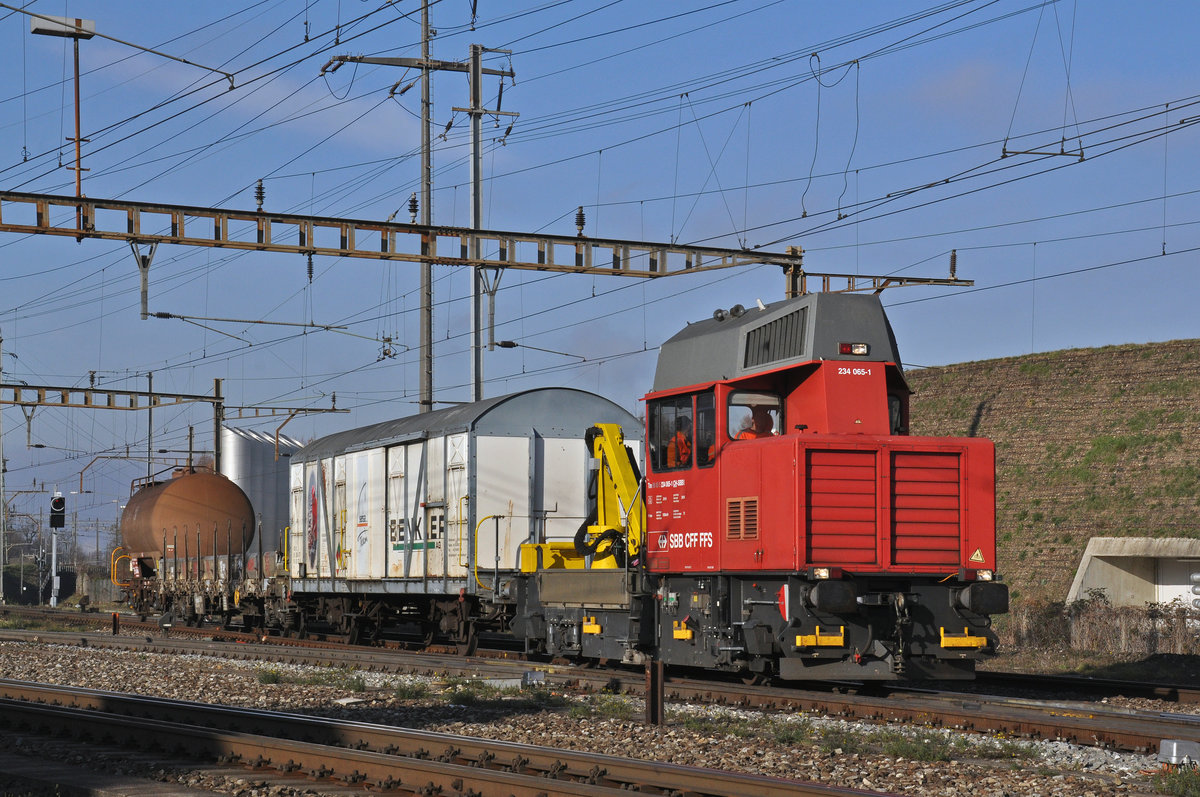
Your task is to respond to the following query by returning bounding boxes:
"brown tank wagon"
[121,469,255,558]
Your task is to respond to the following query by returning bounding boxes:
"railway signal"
[49,494,65,529]
[1191,571,1200,610]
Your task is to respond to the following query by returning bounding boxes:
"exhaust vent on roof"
[743,308,806,369]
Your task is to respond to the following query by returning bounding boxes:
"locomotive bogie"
[513,569,999,679]
[645,573,999,680]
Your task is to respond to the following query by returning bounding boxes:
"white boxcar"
[287,388,642,598]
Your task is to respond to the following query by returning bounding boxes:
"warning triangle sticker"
[969,548,985,563]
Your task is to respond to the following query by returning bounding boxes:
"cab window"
[648,396,693,472]
[728,391,782,440]
[696,391,716,467]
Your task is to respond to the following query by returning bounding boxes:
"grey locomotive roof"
[652,292,903,392]
[294,387,640,463]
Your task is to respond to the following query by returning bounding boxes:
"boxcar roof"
[293,387,641,463]
[651,292,903,392]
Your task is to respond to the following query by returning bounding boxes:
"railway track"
[0,603,522,658]
[3,608,1197,754]
[11,605,1200,705]
[0,678,874,796]
[975,669,1200,705]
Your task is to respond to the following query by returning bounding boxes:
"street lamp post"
[30,15,95,206]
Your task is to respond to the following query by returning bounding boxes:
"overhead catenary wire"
[4,87,1195,333]
[2,1,1197,497]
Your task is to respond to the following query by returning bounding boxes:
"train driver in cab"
[736,405,775,439]
[728,394,780,441]
[666,415,693,467]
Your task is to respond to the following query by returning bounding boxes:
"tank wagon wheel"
[455,627,479,656]
[283,617,309,639]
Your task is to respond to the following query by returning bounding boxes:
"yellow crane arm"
[588,423,646,563]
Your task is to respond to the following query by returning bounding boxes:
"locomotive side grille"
[743,308,806,369]
[806,449,877,564]
[726,497,759,540]
[891,451,962,565]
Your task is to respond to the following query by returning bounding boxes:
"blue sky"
[0,1,1197,533]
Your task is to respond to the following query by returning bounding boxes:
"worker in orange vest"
[667,416,693,467]
[736,406,774,440]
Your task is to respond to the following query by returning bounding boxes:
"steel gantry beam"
[0,191,974,306]
[0,190,802,278]
[0,382,345,416]
[0,383,211,412]
[0,380,345,471]
[0,190,972,292]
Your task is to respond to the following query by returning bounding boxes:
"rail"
[0,677,862,796]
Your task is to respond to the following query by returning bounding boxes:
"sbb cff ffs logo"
[49,495,65,529]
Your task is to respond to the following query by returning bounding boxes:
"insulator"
[949,249,957,279]
[307,253,313,284]
[255,179,265,212]
[575,206,585,237]
[408,192,419,224]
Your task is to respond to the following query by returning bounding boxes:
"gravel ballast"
[0,640,1168,797]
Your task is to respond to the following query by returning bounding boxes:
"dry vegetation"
[907,339,1200,604]
[986,591,1200,684]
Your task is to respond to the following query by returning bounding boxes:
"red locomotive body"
[640,292,1006,679]
[645,428,996,578]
